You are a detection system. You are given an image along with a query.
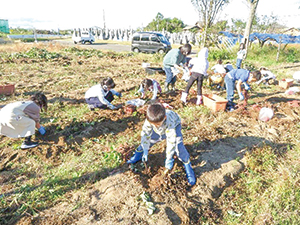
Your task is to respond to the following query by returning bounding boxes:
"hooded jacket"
[189,47,209,76]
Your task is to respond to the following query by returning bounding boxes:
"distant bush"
[208,48,234,61]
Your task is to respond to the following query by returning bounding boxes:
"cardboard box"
[0,84,15,95]
[203,94,228,112]
[279,79,293,89]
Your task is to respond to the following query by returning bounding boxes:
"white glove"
[142,149,148,162]
[110,105,117,110]
[239,93,244,101]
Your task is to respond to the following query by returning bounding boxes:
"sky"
[1,0,299,30]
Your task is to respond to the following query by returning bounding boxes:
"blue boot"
[184,162,196,186]
[127,150,143,164]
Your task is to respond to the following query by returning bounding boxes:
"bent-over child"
[85,77,121,110]
[211,59,226,74]
[127,103,196,186]
[225,69,261,111]
[224,61,234,72]
[256,67,276,85]
[137,78,162,100]
[208,59,227,89]
[0,92,48,149]
[163,44,192,92]
[181,47,209,105]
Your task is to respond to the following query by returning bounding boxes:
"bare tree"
[191,0,229,46]
[243,0,259,54]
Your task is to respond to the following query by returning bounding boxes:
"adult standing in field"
[0,92,47,149]
[163,44,192,92]
[236,43,246,69]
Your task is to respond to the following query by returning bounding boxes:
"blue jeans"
[163,67,176,85]
[236,58,242,69]
[136,124,190,164]
[225,75,235,106]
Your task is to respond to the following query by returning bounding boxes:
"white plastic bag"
[258,107,274,122]
[126,99,145,107]
[285,87,300,95]
[181,67,190,82]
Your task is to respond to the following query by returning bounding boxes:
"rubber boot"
[165,158,174,170]
[171,83,176,91]
[127,150,143,164]
[184,162,196,186]
[181,92,188,104]
[196,95,203,105]
[164,82,169,92]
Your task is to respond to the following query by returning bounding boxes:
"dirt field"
[1,42,300,224]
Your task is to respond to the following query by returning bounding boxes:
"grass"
[214,145,300,224]
[0,42,300,223]
[0,148,122,224]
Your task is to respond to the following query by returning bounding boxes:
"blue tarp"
[220,31,300,44]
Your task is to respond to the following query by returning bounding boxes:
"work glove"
[239,92,245,101]
[244,83,251,91]
[142,149,148,162]
[110,89,122,98]
[115,92,122,98]
[38,126,46,135]
[110,105,117,110]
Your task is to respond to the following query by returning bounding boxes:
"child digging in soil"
[127,103,196,186]
[163,43,192,92]
[225,69,261,111]
[137,78,162,100]
[256,67,277,85]
[85,77,121,110]
[0,92,47,149]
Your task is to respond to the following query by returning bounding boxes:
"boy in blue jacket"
[127,103,196,186]
[225,69,261,111]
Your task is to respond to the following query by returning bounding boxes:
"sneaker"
[88,105,95,111]
[228,106,235,112]
[21,141,39,150]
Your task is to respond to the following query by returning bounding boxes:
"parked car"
[131,32,171,54]
[72,29,95,44]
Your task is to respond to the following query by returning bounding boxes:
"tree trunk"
[243,0,259,58]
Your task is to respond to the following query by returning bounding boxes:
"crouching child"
[137,78,162,100]
[85,77,121,110]
[127,103,196,186]
[0,92,48,149]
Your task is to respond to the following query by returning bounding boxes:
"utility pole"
[103,9,106,30]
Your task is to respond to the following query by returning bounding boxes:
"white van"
[72,28,95,44]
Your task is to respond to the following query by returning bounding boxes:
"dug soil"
[1,44,300,224]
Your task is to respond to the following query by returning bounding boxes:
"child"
[0,92,48,149]
[163,44,192,92]
[225,69,261,111]
[137,78,162,100]
[224,61,234,72]
[256,67,276,85]
[211,59,226,74]
[181,47,209,105]
[127,103,196,186]
[85,77,121,110]
[236,43,246,69]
